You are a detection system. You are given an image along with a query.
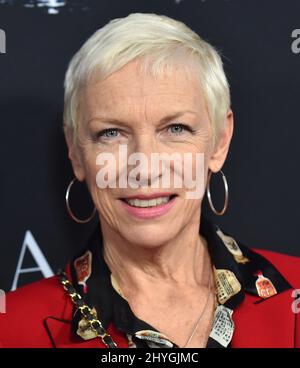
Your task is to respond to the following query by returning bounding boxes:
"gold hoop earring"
[206,169,229,216]
[65,178,96,224]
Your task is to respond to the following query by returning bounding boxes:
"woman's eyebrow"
[160,110,199,124]
[86,110,198,127]
[86,116,131,127]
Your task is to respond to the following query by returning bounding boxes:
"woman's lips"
[119,194,177,219]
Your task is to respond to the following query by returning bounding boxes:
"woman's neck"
[101,215,212,297]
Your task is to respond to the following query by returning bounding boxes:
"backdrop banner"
[0,0,299,292]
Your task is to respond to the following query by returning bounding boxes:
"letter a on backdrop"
[11,231,53,291]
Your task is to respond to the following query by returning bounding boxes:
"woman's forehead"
[90,58,200,90]
[81,61,206,118]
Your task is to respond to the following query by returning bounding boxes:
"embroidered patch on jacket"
[214,268,242,304]
[209,305,234,347]
[255,272,277,299]
[216,228,250,264]
[74,250,92,293]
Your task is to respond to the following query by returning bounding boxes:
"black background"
[0,0,299,292]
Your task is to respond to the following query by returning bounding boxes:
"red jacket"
[0,248,300,348]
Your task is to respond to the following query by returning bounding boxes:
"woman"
[1,13,300,348]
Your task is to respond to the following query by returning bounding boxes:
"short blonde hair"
[63,13,231,147]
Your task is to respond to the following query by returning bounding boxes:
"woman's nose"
[128,133,162,187]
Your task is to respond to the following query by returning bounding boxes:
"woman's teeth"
[124,196,172,208]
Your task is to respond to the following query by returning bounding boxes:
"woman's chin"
[120,225,178,249]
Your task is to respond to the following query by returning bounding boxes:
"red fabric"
[231,248,300,348]
[0,248,300,348]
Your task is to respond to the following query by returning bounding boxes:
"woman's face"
[66,60,233,248]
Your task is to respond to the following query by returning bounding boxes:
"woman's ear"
[208,109,234,173]
[64,126,86,181]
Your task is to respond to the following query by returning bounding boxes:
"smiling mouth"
[120,195,177,208]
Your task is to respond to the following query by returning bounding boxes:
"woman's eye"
[98,128,120,139]
[168,124,188,135]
